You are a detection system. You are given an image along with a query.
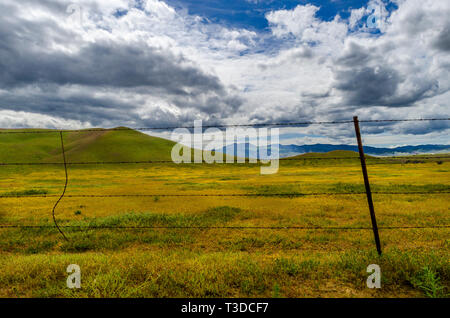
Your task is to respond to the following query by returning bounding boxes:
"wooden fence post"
[353,116,382,255]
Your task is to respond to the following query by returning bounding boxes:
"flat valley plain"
[0,130,448,298]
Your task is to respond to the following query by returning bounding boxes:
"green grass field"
[0,129,448,298]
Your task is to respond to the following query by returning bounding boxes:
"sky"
[0,0,449,146]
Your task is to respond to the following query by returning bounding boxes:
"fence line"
[1,117,449,243]
[0,156,448,166]
[1,191,449,199]
[0,118,448,134]
[0,225,448,230]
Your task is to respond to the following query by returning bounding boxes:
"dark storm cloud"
[391,120,450,135]
[334,64,440,107]
[0,0,243,126]
[335,42,371,67]
[0,88,141,125]
[0,10,226,94]
[334,66,401,106]
[332,42,399,106]
[0,84,244,128]
[0,38,225,95]
[433,23,450,52]
[332,42,439,107]
[0,86,233,129]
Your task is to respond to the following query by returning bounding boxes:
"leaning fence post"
[353,116,382,256]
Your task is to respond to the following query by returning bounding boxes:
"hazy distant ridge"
[218,143,450,158]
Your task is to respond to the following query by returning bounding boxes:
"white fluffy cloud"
[266,4,348,46]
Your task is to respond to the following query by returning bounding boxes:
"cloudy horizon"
[0,0,449,147]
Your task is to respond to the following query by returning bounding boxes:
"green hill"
[0,128,177,163]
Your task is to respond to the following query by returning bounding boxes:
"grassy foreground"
[0,131,448,298]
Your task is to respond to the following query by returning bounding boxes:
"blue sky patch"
[164,0,380,31]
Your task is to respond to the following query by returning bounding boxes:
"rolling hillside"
[0,128,176,163]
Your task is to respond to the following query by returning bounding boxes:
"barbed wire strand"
[0,225,448,231]
[0,118,448,134]
[0,225,448,230]
[51,132,68,241]
[1,191,449,198]
[0,156,448,166]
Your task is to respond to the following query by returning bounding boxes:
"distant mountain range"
[217,143,450,159]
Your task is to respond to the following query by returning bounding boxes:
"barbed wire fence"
[0,117,448,133]
[0,117,449,253]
